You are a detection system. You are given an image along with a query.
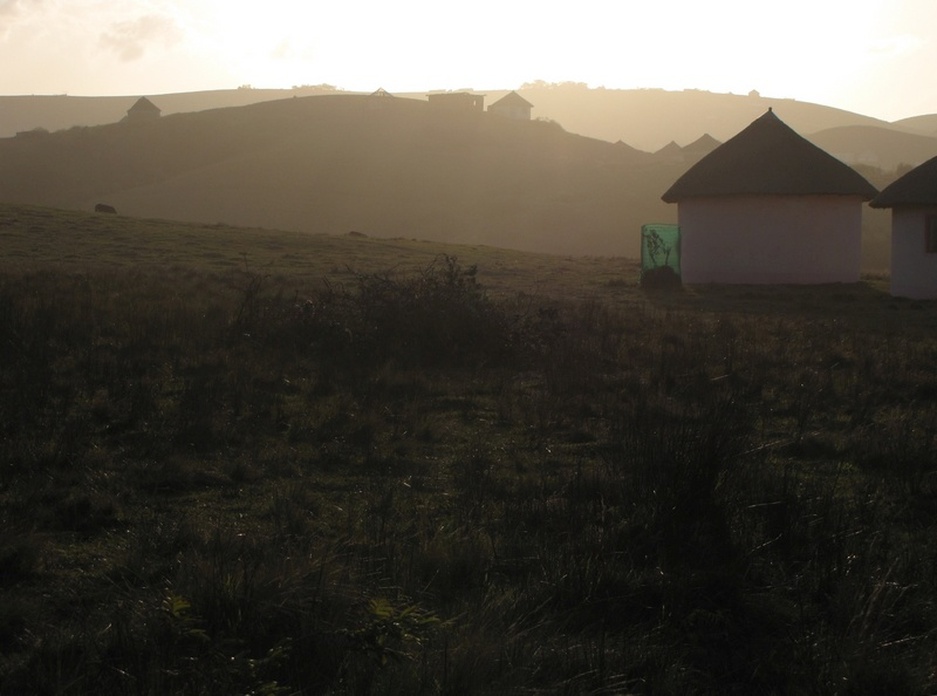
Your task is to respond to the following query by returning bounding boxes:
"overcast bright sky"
[2,0,935,122]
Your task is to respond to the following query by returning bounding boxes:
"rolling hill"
[0,94,683,257]
[0,89,907,264]
[499,84,895,152]
[0,86,343,139]
[892,114,937,137]
[3,84,934,156]
[807,125,937,171]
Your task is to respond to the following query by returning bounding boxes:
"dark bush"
[640,265,682,290]
[283,255,515,372]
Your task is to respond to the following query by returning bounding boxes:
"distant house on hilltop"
[488,91,533,121]
[125,96,161,123]
[870,155,937,298]
[427,91,485,112]
[661,108,877,284]
[368,87,395,110]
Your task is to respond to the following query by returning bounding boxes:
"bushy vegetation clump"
[1,252,936,694]
[284,255,515,371]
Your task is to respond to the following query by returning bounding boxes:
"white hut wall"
[677,195,863,284]
[890,207,937,299]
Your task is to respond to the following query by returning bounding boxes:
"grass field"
[1,204,936,694]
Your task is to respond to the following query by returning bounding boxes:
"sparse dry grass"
[0,204,642,301]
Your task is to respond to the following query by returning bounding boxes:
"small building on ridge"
[125,96,161,123]
[488,91,533,121]
[426,91,485,112]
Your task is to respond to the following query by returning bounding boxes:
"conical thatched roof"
[869,155,937,208]
[662,109,877,203]
[128,96,160,114]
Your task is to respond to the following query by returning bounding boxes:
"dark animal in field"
[94,203,117,214]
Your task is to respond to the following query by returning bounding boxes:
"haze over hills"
[0,94,678,257]
[0,86,344,140]
[891,114,937,137]
[505,84,896,151]
[808,125,937,171]
[0,86,923,263]
[3,84,936,163]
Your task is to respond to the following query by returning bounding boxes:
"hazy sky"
[2,0,935,121]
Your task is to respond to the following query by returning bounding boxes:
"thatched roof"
[128,96,160,114]
[661,109,877,203]
[869,155,937,208]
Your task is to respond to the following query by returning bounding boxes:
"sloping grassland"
[2,205,937,693]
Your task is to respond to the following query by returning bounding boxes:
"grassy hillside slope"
[0,95,679,257]
[0,203,638,298]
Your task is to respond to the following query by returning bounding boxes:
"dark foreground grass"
[1,205,937,694]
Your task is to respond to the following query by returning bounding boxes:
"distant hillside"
[807,126,937,170]
[0,86,341,138]
[0,92,901,265]
[3,84,931,158]
[0,94,679,257]
[892,115,937,137]
[503,84,894,152]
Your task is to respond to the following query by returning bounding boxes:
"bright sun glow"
[1,0,935,120]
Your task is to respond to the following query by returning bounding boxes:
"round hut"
[661,109,877,284]
[870,155,937,298]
